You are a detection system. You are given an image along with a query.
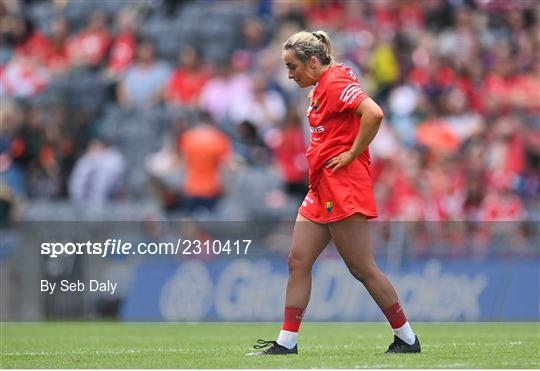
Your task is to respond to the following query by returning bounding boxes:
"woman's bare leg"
[285,213,331,308]
[328,213,397,308]
[328,213,419,352]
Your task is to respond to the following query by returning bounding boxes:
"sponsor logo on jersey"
[302,195,315,207]
[310,125,325,134]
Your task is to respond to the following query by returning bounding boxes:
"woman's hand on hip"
[326,150,356,173]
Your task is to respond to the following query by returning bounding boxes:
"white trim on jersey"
[339,83,357,101]
[339,83,364,105]
[347,89,363,104]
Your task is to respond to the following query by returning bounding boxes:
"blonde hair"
[283,30,335,65]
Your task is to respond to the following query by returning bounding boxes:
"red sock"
[382,301,407,329]
[281,307,305,332]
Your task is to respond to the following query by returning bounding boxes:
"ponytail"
[311,30,335,65]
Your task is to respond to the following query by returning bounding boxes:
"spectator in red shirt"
[46,17,69,75]
[163,45,211,108]
[10,16,51,63]
[271,110,308,197]
[479,183,526,222]
[106,7,138,79]
[305,0,345,30]
[67,11,111,68]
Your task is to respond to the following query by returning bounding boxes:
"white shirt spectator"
[229,86,286,132]
[69,140,126,203]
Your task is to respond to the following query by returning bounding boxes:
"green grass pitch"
[1,322,538,368]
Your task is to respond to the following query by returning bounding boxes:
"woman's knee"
[287,251,313,274]
[347,264,379,283]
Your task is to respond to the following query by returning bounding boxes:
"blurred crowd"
[1,0,539,223]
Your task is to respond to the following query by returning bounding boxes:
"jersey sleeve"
[327,73,369,114]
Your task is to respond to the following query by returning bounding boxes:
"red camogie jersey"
[306,64,369,189]
[299,64,378,222]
